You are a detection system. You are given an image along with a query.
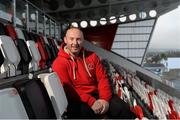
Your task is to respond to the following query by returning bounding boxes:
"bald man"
[52,27,135,119]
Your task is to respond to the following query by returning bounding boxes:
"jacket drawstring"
[64,46,91,80]
[70,56,77,80]
[83,50,92,77]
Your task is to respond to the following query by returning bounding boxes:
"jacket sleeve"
[52,58,96,107]
[94,54,112,102]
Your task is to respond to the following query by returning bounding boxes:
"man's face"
[64,28,84,56]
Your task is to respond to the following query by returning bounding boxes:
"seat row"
[109,61,180,119]
[0,72,68,119]
[0,22,61,78]
[0,22,69,119]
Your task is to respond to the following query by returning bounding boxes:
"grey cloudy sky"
[149,6,180,50]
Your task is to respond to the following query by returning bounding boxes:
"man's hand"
[91,100,103,114]
[97,99,109,114]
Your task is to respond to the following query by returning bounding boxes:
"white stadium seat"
[0,88,28,119]
[38,72,68,118]
[0,35,20,77]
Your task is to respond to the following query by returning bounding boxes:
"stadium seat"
[13,79,57,119]
[38,72,68,118]
[15,28,26,41]
[16,28,41,72]
[0,50,4,69]
[47,37,58,56]
[0,88,28,119]
[5,24,32,74]
[31,33,48,69]
[45,37,57,60]
[39,36,53,65]
[53,38,60,49]
[0,35,21,77]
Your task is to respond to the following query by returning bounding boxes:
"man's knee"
[108,95,136,119]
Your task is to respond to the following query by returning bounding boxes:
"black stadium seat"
[21,30,41,72]
[14,79,57,119]
[0,51,4,67]
[0,23,5,67]
[5,24,32,74]
[0,23,5,66]
[47,37,58,58]
[22,30,29,41]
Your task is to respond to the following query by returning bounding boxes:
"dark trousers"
[66,95,136,119]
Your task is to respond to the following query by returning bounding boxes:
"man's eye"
[77,38,81,41]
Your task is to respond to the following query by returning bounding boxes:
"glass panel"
[120,19,155,27]
[114,34,150,41]
[116,27,152,34]
[38,12,44,34]
[46,17,50,36]
[0,0,12,22]
[112,19,155,65]
[128,49,145,57]
[112,42,148,49]
[16,0,26,27]
[29,4,36,32]
[55,24,60,39]
[112,49,128,57]
[51,21,55,37]
[129,58,142,64]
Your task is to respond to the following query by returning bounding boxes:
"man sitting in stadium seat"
[52,27,135,119]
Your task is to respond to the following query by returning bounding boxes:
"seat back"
[15,28,34,73]
[5,24,17,41]
[0,50,4,67]
[0,23,5,70]
[22,30,41,71]
[14,79,57,119]
[39,36,52,66]
[15,28,26,42]
[22,30,29,41]
[53,38,60,49]
[32,34,48,69]
[46,37,57,60]
[26,41,41,71]
[16,39,32,74]
[48,37,59,54]
[5,25,32,74]
[0,88,28,119]
[38,72,68,118]
[0,36,20,76]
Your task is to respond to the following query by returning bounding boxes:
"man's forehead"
[66,28,83,37]
[67,28,81,33]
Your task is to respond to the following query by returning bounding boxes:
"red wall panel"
[82,24,118,51]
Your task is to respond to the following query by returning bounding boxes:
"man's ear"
[64,37,67,44]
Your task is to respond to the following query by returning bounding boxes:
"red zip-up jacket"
[52,43,112,107]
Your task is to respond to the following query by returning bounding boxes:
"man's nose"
[73,39,78,44]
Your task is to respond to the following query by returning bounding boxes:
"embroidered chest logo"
[87,63,94,70]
